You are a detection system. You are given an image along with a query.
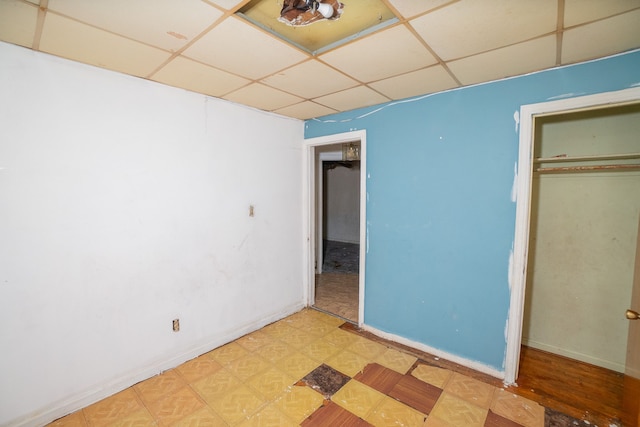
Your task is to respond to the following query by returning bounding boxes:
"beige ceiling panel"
[224,83,303,111]
[261,60,358,99]
[47,0,222,52]
[448,35,557,86]
[313,85,389,112]
[203,0,245,11]
[183,16,308,80]
[0,0,38,48]
[152,56,250,98]
[565,0,640,27]
[369,65,458,100]
[387,0,454,19]
[411,0,557,61]
[562,10,640,64]
[273,101,338,120]
[319,25,437,82]
[40,13,171,78]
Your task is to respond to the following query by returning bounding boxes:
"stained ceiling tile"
[313,85,389,112]
[274,101,338,120]
[47,0,222,52]
[183,16,308,80]
[562,10,640,64]
[448,35,557,86]
[261,60,358,99]
[238,0,397,54]
[0,0,38,48]
[224,83,304,111]
[319,25,437,83]
[564,0,640,27]
[410,0,557,61]
[386,0,453,19]
[40,13,172,78]
[151,56,250,98]
[369,65,458,100]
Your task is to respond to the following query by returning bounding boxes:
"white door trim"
[302,130,367,326]
[505,86,640,384]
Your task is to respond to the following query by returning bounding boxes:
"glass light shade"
[317,3,334,19]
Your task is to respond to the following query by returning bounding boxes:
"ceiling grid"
[0,0,637,119]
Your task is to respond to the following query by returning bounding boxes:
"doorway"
[523,104,640,372]
[314,146,361,322]
[303,130,366,326]
[505,86,640,384]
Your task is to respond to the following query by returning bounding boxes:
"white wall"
[325,162,360,244]
[523,106,640,371]
[0,42,304,426]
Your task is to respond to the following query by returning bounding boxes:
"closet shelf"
[535,164,640,173]
[533,152,640,164]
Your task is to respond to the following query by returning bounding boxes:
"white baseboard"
[10,302,305,427]
[521,338,624,373]
[362,324,506,381]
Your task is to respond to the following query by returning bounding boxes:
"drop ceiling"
[1,0,639,120]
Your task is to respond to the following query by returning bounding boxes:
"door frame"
[505,86,640,384]
[316,150,343,275]
[303,130,367,326]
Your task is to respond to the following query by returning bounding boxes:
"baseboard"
[362,324,505,381]
[522,338,625,373]
[9,302,305,427]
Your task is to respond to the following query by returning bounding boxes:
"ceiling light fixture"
[279,0,344,27]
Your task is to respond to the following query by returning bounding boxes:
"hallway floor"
[48,309,556,427]
[314,273,358,323]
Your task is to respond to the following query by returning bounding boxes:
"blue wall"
[305,50,640,372]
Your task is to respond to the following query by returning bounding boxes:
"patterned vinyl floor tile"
[46,309,555,427]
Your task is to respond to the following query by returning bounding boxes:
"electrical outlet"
[172,319,180,332]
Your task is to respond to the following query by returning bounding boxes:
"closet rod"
[534,152,640,163]
[535,164,640,173]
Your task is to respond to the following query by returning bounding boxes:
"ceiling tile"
[386,0,453,19]
[273,101,338,120]
[369,65,458,100]
[261,60,358,99]
[40,13,172,78]
[447,35,557,86]
[313,85,389,112]
[47,0,222,52]
[224,83,304,111]
[203,0,245,10]
[0,0,38,48]
[319,25,437,82]
[564,0,640,27]
[410,0,557,61]
[151,56,250,97]
[183,16,308,80]
[562,9,640,64]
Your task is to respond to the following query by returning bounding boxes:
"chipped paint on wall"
[546,92,586,100]
[513,110,519,133]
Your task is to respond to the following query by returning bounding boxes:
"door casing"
[505,86,640,384]
[303,130,367,326]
